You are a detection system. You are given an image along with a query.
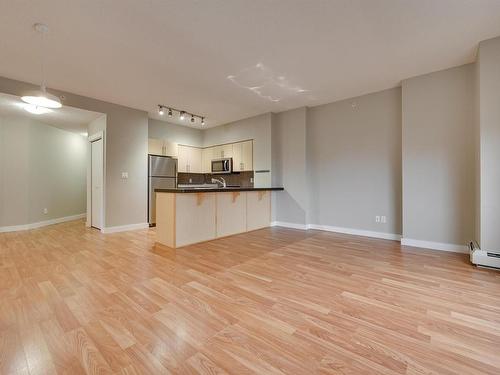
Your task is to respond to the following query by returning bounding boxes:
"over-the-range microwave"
[211,158,233,174]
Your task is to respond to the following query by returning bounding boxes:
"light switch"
[121,172,129,179]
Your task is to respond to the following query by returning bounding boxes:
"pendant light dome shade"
[23,104,52,115]
[21,85,62,109]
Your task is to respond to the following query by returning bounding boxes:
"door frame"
[88,131,105,231]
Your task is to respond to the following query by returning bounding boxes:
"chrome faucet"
[211,177,226,188]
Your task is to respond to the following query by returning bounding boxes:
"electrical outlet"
[250,177,254,183]
[189,178,193,183]
[43,208,48,215]
[381,216,387,223]
[375,215,380,223]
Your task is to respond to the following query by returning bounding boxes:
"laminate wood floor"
[1,220,499,374]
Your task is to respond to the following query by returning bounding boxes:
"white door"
[91,138,103,229]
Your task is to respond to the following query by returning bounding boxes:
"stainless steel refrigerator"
[148,155,177,225]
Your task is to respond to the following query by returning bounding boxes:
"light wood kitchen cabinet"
[232,140,253,171]
[190,147,202,173]
[148,138,164,155]
[212,144,233,159]
[202,148,212,173]
[157,192,216,247]
[246,191,271,231]
[148,138,178,157]
[156,189,280,248]
[161,139,253,173]
[216,192,246,237]
[178,145,202,173]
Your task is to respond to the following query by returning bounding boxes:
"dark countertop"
[155,187,284,193]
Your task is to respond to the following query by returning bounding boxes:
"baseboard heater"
[470,241,500,270]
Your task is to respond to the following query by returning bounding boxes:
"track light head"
[191,114,195,123]
[180,111,186,120]
[168,108,173,117]
[201,117,205,126]
[158,105,164,115]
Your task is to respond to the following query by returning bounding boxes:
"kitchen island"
[155,187,283,248]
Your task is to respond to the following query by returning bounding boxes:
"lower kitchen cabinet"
[156,190,275,248]
[216,192,247,237]
[174,192,216,247]
[246,190,271,231]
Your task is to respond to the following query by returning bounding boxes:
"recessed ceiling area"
[0,92,103,134]
[1,0,500,127]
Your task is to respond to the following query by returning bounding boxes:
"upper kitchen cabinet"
[148,138,178,157]
[148,138,164,155]
[202,148,212,173]
[232,140,253,172]
[178,145,202,173]
[212,144,233,159]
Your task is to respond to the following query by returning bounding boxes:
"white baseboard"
[271,221,308,230]
[271,221,401,241]
[401,238,468,253]
[101,222,149,234]
[0,213,86,233]
[307,224,401,241]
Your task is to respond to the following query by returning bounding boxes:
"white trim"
[271,221,308,230]
[307,224,401,241]
[89,135,105,230]
[270,221,401,241]
[400,238,468,253]
[0,213,86,233]
[88,131,104,142]
[101,222,149,234]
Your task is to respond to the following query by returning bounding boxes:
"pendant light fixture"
[21,23,62,110]
[23,104,52,115]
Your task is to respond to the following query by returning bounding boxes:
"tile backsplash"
[178,171,254,187]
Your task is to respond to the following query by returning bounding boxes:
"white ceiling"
[1,0,500,127]
[0,93,103,134]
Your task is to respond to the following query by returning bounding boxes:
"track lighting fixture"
[156,104,206,126]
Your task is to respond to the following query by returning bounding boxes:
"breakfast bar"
[155,187,284,248]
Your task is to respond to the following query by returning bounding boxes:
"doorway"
[90,136,103,229]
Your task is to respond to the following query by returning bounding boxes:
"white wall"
[307,88,402,235]
[0,115,87,228]
[148,118,203,147]
[0,76,149,230]
[478,37,500,253]
[402,65,475,246]
[271,108,308,225]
